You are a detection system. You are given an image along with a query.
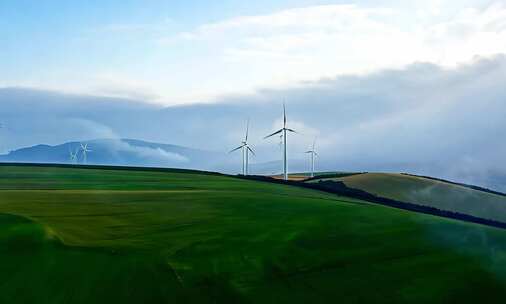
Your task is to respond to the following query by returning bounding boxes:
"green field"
[312,173,506,223]
[2,165,506,303]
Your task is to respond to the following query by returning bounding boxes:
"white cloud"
[110,140,189,163]
[168,2,506,93]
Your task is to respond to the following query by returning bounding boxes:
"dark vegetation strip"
[238,175,506,230]
[401,173,506,197]
[303,172,366,182]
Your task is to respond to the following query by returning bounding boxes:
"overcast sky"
[1,0,505,104]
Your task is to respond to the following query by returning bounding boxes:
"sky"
[1,0,505,104]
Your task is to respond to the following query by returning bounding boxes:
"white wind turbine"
[305,138,318,178]
[69,146,79,164]
[80,143,92,164]
[265,103,296,181]
[229,119,255,175]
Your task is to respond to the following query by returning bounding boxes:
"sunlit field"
[1,165,506,303]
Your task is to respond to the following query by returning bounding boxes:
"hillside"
[1,165,506,303]
[310,173,506,223]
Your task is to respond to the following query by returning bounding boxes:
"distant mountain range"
[0,139,227,170]
[0,138,313,175]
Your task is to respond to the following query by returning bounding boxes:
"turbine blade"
[247,146,255,156]
[229,145,244,153]
[286,128,297,133]
[264,129,283,139]
[283,102,286,128]
[245,119,249,142]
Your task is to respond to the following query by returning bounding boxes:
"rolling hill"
[1,164,506,303]
[309,172,506,224]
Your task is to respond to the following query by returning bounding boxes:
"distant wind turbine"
[69,146,79,164]
[229,119,255,175]
[80,143,92,164]
[305,138,318,178]
[265,103,296,180]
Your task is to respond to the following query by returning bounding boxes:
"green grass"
[1,165,506,303]
[312,172,506,223]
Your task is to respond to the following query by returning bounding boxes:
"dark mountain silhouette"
[0,138,225,170]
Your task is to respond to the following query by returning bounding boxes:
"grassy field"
[1,165,506,303]
[312,173,506,223]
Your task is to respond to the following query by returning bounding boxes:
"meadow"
[1,165,506,303]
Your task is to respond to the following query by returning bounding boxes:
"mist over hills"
[2,56,506,190]
[0,139,224,170]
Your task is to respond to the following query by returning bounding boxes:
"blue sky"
[0,0,502,104]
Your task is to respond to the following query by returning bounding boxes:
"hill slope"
[311,173,506,223]
[1,165,506,303]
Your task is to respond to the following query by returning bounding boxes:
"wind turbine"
[80,143,92,164]
[305,138,318,178]
[265,103,296,180]
[229,119,255,175]
[69,146,79,164]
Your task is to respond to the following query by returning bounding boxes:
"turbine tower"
[265,103,296,180]
[278,134,284,165]
[305,139,318,178]
[229,119,255,175]
[80,143,92,164]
